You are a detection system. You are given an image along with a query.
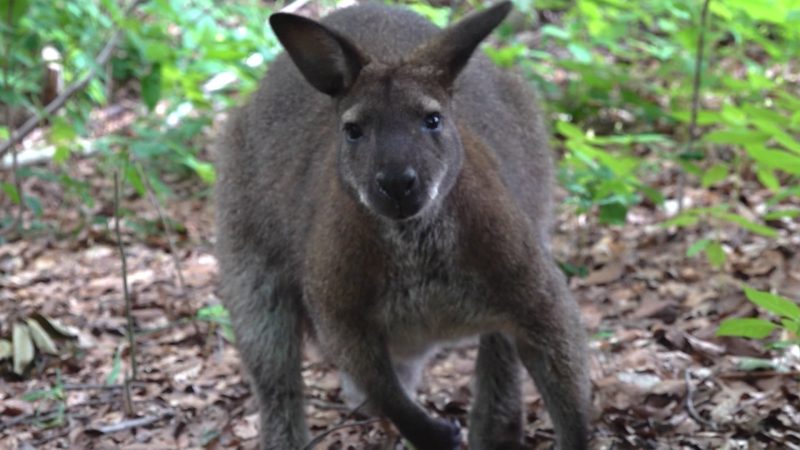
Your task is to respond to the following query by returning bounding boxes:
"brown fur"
[215,3,590,449]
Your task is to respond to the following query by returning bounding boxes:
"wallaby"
[215,2,590,449]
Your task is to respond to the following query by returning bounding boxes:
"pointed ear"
[410,1,512,87]
[269,13,369,96]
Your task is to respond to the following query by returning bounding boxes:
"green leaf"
[141,39,171,62]
[24,195,43,217]
[53,146,71,165]
[705,241,725,269]
[0,0,30,25]
[124,163,146,196]
[0,126,8,140]
[781,318,799,335]
[717,318,776,339]
[704,129,770,145]
[686,238,710,257]
[141,65,162,111]
[556,121,585,141]
[183,156,216,184]
[744,145,800,175]
[662,214,699,228]
[598,201,627,225]
[763,209,800,220]
[712,212,778,238]
[567,43,592,63]
[756,168,780,192]
[701,164,729,188]
[744,287,800,321]
[2,182,20,204]
[639,185,664,206]
[50,117,76,145]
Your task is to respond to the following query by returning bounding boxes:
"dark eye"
[423,112,442,131]
[344,123,363,141]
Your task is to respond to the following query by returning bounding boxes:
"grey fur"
[215,2,590,449]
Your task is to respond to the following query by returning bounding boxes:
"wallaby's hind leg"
[225,272,308,450]
[468,333,525,450]
[514,264,591,450]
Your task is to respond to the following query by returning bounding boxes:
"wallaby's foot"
[427,418,461,450]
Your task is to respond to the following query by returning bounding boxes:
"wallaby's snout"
[375,166,420,218]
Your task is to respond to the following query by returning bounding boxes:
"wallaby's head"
[270,2,511,220]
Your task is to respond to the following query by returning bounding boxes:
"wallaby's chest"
[374,218,493,345]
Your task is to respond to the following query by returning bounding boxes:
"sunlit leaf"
[706,241,725,269]
[701,164,729,188]
[686,238,710,257]
[717,318,776,339]
[744,287,800,321]
[712,211,778,237]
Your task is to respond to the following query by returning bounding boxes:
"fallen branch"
[0,0,146,161]
[303,418,380,450]
[303,400,371,450]
[88,410,174,435]
[684,369,716,430]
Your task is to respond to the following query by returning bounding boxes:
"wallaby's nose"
[376,167,418,202]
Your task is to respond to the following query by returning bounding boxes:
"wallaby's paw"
[433,418,462,450]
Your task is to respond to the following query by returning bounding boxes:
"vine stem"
[114,171,138,381]
[677,0,711,213]
[2,0,24,235]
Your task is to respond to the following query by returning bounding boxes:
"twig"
[0,0,146,161]
[91,411,173,434]
[63,381,150,391]
[718,370,800,380]
[676,0,711,213]
[134,162,186,295]
[684,369,716,430]
[303,418,380,450]
[113,171,137,382]
[303,400,372,450]
[307,398,353,412]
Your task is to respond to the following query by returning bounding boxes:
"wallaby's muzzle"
[372,165,425,220]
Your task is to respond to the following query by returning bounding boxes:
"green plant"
[664,205,777,268]
[718,286,799,346]
[196,304,234,342]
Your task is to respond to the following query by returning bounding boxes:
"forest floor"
[1,143,799,450]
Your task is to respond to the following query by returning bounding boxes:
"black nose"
[376,167,418,202]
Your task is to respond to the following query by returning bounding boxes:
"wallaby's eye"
[423,112,442,131]
[344,123,363,141]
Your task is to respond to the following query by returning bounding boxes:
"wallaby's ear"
[270,13,369,96]
[410,1,512,87]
